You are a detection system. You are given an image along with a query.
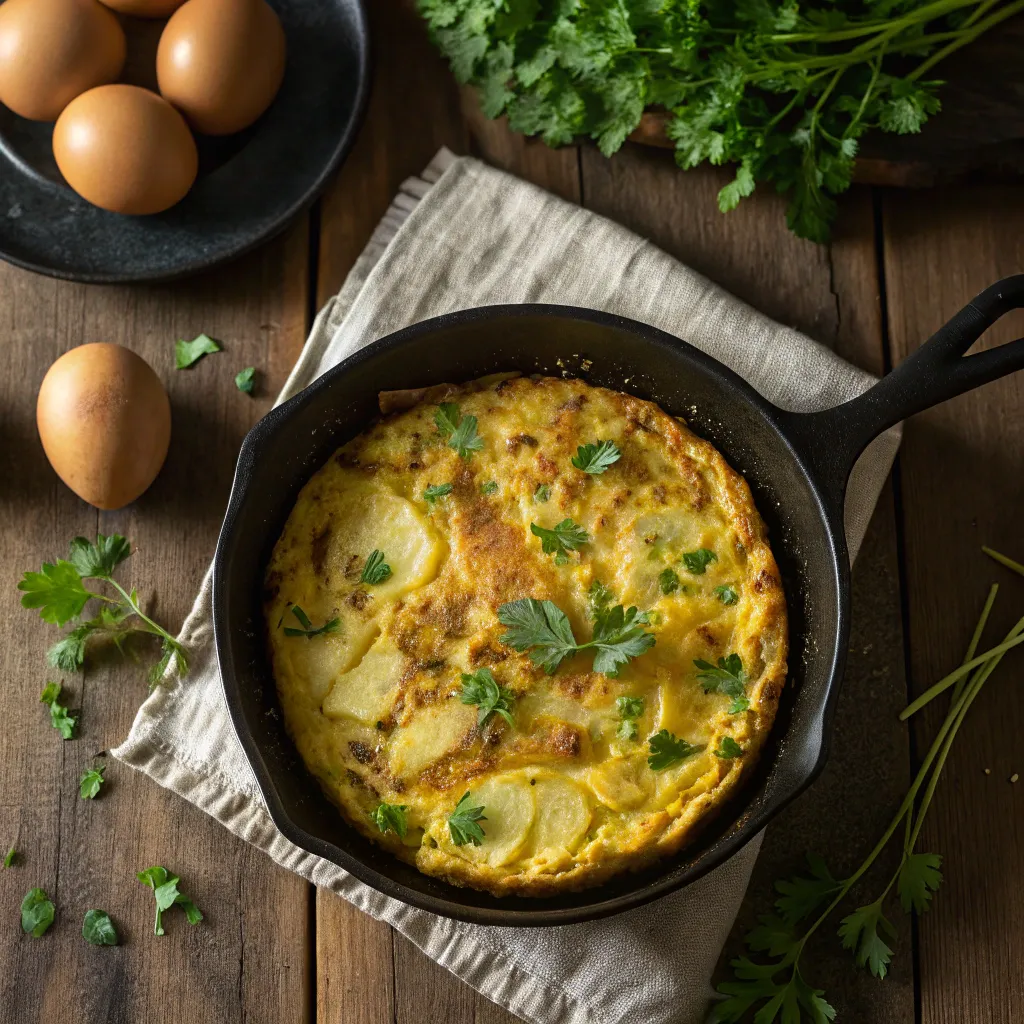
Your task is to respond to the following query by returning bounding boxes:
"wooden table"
[2,4,1022,1022]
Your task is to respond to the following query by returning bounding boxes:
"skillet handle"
[781,275,1024,511]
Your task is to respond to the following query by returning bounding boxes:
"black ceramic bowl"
[0,0,368,282]
[214,286,1024,925]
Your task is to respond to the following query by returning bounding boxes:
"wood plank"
[581,143,913,1019]
[882,185,1024,1024]
[0,221,312,1023]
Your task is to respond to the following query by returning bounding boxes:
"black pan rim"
[0,0,371,285]
[213,302,851,926]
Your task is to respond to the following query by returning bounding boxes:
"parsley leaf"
[682,548,717,574]
[588,579,614,617]
[530,518,589,565]
[69,534,131,579]
[424,483,453,504]
[79,764,106,799]
[235,367,257,394]
[838,900,896,979]
[283,605,340,638]
[616,695,644,741]
[360,550,393,585]
[371,802,409,839]
[774,853,841,927]
[137,866,203,935]
[3,847,15,869]
[647,729,703,771]
[658,568,680,594]
[21,888,55,937]
[571,439,621,475]
[695,654,749,713]
[459,668,515,727]
[590,603,656,676]
[18,560,92,626]
[448,792,487,847]
[40,682,76,740]
[898,852,942,914]
[82,909,118,946]
[434,402,483,460]
[714,736,743,759]
[175,333,221,369]
[533,483,550,503]
[480,480,498,495]
[715,584,739,605]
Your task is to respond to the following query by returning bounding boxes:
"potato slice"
[387,701,476,780]
[529,777,591,856]
[460,776,536,867]
[284,617,378,701]
[588,756,655,811]
[322,634,403,724]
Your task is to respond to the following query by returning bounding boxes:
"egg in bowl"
[263,374,787,896]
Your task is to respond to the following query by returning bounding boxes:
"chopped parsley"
[175,333,221,369]
[534,483,551,503]
[82,909,118,946]
[588,579,614,616]
[283,605,340,639]
[424,482,454,504]
[21,888,55,937]
[682,548,718,574]
[530,518,589,565]
[360,550,393,585]
[658,568,681,595]
[434,402,483,460]
[648,729,704,771]
[371,802,409,839]
[571,439,621,475]
[714,737,743,759]
[480,480,498,495]
[714,584,739,605]
[448,792,487,847]
[498,596,655,676]
[616,695,644,741]
[459,668,515,727]
[695,654,750,714]
[40,681,76,740]
[3,847,15,869]
[136,866,203,936]
[79,764,106,799]
[235,366,257,394]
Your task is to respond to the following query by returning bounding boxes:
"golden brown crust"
[264,375,788,897]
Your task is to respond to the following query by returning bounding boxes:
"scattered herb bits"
[371,803,409,839]
[175,333,221,369]
[136,866,203,936]
[648,730,703,771]
[79,764,106,799]
[459,668,515,727]
[424,483,454,504]
[480,480,498,495]
[21,888,55,937]
[283,605,340,639]
[361,549,393,585]
[3,847,15,869]
[530,518,589,565]
[571,439,621,475]
[82,909,118,946]
[533,483,551,503]
[616,695,644,741]
[434,402,483,460]
[448,792,487,847]
[40,682,76,740]
[714,584,739,605]
[714,737,743,759]
[235,366,257,394]
[682,548,717,575]
[658,568,681,595]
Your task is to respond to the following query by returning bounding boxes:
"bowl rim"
[212,302,850,925]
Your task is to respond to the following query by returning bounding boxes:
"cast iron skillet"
[213,275,1024,926]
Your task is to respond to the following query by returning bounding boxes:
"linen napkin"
[113,148,901,1024]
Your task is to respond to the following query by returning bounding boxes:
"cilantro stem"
[951,583,998,705]
[767,0,982,43]
[908,0,1024,80]
[105,578,180,650]
[982,545,1024,578]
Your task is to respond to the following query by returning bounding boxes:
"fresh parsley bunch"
[18,534,187,685]
[419,0,1024,241]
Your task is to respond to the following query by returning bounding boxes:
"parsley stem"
[899,631,1024,719]
[105,578,179,648]
[766,0,983,44]
[908,0,1024,80]
[982,545,1024,578]
[951,583,998,705]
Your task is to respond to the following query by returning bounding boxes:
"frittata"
[263,374,787,896]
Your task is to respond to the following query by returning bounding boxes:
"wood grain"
[882,186,1024,1024]
[0,222,312,1023]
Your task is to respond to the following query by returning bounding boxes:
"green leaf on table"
[40,682,76,740]
[838,900,896,979]
[21,888,55,937]
[774,852,840,926]
[137,866,203,936]
[79,764,106,800]
[17,560,92,626]
[235,367,257,394]
[82,909,118,946]
[68,534,131,579]
[175,334,221,369]
[898,852,942,913]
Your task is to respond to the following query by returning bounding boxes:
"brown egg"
[53,85,198,215]
[98,0,186,15]
[37,343,172,510]
[156,0,286,136]
[0,0,126,122]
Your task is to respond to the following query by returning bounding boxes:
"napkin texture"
[114,148,900,1024]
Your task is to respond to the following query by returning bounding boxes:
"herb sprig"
[648,729,703,771]
[435,402,484,460]
[371,802,409,839]
[361,550,393,585]
[531,519,589,565]
[137,866,203,936]
[283,605,340,639]
[459,668,516,727]
[448,792,487,847]
[572,440,621,475]
[18,534,187,685]
[696,654,750,714]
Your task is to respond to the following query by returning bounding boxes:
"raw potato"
[387,702,476,780]
[529,778,591,855]
[36,343,171,510]
[0,0,125,121]
[322,635,404,725]
[459,777,536,867]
